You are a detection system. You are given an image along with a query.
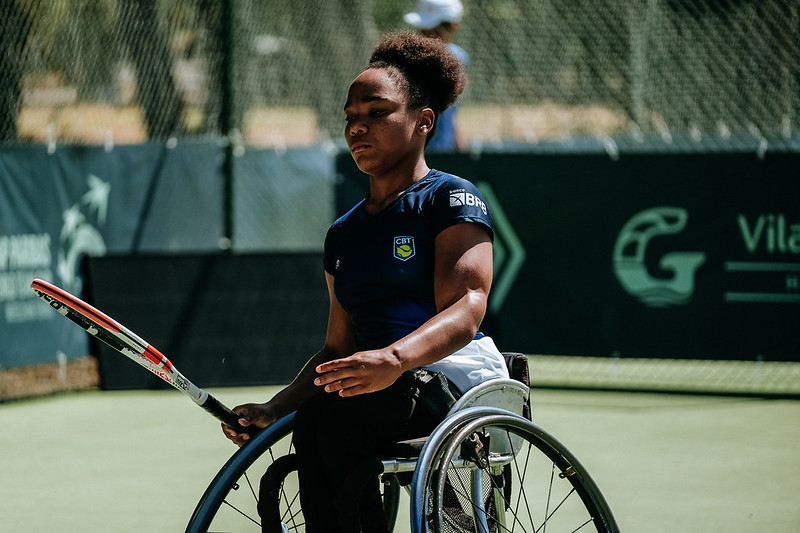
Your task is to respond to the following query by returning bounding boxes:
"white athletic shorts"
[422,336,509,394]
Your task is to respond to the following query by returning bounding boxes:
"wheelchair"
[186,354,619,532]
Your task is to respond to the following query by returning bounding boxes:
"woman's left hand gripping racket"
[31,278,257,435]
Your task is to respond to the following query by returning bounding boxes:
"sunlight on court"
[1,386,798,532]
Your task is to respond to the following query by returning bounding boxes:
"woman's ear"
[417,108,435,135]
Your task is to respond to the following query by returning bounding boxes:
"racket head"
[30,279,258,433]
[30,278,179,384]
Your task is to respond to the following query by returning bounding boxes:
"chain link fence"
[2,0,798,152]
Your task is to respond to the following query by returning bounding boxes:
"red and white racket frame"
[31,278,256,434]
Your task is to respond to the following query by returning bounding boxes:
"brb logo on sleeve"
[450,189,488,215]
[393,236,416,261]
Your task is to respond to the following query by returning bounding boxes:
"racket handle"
[201,394,260,436]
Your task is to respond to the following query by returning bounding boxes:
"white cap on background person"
[404,0,464,30]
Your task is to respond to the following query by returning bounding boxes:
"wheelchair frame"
[186,356,619,533]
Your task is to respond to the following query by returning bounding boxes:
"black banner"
[336,152,799,361]
[85,253,328,390]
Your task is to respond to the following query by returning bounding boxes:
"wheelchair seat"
[381,353,530,466]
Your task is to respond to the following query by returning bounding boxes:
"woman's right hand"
[221,402,278,447]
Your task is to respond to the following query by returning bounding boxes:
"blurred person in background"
[404,0,469,152]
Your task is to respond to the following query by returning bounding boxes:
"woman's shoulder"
[422,170,483,201]
[424,169,476,190]
[329,199,365,231]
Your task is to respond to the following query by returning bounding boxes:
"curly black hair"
[367,31,466,119]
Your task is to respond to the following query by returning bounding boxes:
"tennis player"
[222,31,508,533]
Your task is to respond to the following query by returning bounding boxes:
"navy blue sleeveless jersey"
[323,169,494,350]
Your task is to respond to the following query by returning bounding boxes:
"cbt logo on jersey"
[449,189,487,215]
[393,236,415,261]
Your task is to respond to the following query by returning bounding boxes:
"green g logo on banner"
[612,207,706,307]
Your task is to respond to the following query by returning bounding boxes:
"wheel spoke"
[220,499,261,527]
[428,413,617,533]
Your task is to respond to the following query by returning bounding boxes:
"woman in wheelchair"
[221,31,509,533]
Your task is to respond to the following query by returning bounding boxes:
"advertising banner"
[0,142,223,367]
[337,152,799,361]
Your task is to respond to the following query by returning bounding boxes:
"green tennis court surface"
[1,386,797,532]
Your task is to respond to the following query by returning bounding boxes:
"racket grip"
[201,394,260,436]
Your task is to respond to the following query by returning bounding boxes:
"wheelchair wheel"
[186,412,402,532]
[419,409,618,533]
[186,413,297,532]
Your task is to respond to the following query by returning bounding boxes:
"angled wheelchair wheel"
[186,413,298,532]
[186,412,402,532]
[414,408,619,533]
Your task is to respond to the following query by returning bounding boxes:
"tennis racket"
[31,278,257,435]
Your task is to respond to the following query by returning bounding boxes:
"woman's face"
[343,67,426,177]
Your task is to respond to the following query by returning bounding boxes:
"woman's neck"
[365,161,430,214]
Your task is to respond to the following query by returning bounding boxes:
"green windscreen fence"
[2,146,797,397]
